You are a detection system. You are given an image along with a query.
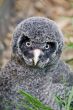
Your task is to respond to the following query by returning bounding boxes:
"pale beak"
[33,49,43,65]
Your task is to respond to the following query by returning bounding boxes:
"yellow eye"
[26,42,31,47]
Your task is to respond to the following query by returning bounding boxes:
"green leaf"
[66,43,73,49]
[66,87,73,110]
[55,96,65,107]
[18,90,53,110]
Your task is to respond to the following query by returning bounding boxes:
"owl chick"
[0,17,73,110]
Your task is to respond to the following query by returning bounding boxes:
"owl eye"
[26,42,31,47]
[45,43,50,49]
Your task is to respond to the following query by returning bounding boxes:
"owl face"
[17,34,58,68]
[13,17,64,68]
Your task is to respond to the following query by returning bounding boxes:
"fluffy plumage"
[0,17,73,110]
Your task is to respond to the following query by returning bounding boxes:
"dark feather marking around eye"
[46,42,57,50]
[47,42,56,47]
[45,42,57,53]
[19,34,30,47]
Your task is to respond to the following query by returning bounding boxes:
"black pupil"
[46,44,49,48]
[26,42,30,46]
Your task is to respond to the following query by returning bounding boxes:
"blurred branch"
[66,58,73,63]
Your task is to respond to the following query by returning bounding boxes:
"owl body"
[0,17,73,110]
[0,58,73,110]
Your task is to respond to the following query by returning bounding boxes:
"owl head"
[12,17,64,68]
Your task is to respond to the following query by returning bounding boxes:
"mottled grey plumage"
[0,17,73,110]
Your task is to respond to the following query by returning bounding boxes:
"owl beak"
[33,49,43,65]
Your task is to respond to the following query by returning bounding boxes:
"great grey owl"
[0,17,73,110]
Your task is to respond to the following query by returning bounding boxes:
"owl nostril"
[39,55,45,62]
[39,54,42,59]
